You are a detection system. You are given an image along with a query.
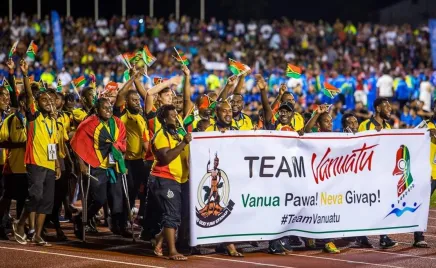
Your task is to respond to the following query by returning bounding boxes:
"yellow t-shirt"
[426,120,436,179]
[151,129,189,183]
[358,116,391,132]
[232,113,253,130]
[193,117,216,130]
[0,113,27,174]
[25,103,58,171]
[267,112,305,131]
[115,106,149,161]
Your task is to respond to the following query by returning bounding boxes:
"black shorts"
[25,164,56,214]
[3,173,28,201]
[149,175,182,229]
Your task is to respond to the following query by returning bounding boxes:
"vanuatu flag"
[173,47,189,66]
[71,115,127,173]
[142,45,156,67]
[229,59,250,76]
[322,82,340,99]
[73,76,86,88]
[39,79,46,91]
[56,79,63,92]
[286,64,302,79]
[26,41,38,60]
[2,78,13,93]
[9,41,19,58]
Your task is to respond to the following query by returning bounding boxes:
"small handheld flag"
[9,41,19,59]
[142,46,156,67]
[73,76,86,88]
[123,70,130,82]
[2,78,13,92]
[26,40,38,60]
[39,79,46,91]
[57,79,63,92]
[153,77,168,85]
[322,82,340,99]
[228,59,250,76]
[173,47,189,66]
[286,64,302,79]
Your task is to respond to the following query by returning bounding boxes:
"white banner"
[189,129,431,246]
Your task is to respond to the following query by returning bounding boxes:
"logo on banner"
[393,145,415,202]
[196,152,235,228]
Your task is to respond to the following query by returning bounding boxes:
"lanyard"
[43,118,54,138]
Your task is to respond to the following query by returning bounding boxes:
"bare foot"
[168,252,188,261]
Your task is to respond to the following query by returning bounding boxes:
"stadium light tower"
[95,0,99,20]
[149,0,154,18]
[175,0,180,20]
[37,0,41,20]
[200,0,205,21]
[9,0,12,21]
[67,0,71,17]
[122,0,126,19]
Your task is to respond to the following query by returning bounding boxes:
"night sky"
[1,0,402,23]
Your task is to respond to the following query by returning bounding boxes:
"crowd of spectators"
[0,13,435,131]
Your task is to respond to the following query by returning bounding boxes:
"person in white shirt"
[376,70,394,99]
[419,77,434,111]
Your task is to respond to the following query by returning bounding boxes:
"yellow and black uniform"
[149,128,189,229]
[232,112,253,130]
[0,112,28,204]
[206,121,239,132]
[264,112,305,131]
[426,120,436,180]
[151,129,189,183]
[113,105,150,213]
[358,116,391,132]
[24,102,58,215]
[51,111,72,230]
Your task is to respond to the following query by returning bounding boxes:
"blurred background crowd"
[0,13,435,131]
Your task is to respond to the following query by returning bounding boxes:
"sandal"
[151,238,163,256]
[226,250,244,257]
[32,236,52,247]
[12,222,27,245]
[168,254,188,261]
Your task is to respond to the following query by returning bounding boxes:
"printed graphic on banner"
[393,145,415,201]
[196,151,235,228]
[386,145,421,218]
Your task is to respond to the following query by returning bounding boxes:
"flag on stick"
[39,79,46,91]
[57,79,63,92]
[26,40,38,60]
[73,76,86,88]
[142,46,156,67]
[286,64,302,79]
[322,82,340,99]
[9,41,19,59]
[173,47,189,66]
[228,59,250,76]
[2,78,13,92]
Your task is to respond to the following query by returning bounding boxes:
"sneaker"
[268,240,286,255]
[380,236,398,249]
[279,238,293,254]
[324,242,340,254]
[355,236,374,248]
[413,240,429,248]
